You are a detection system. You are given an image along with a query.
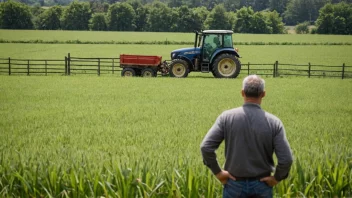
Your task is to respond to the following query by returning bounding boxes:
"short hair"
[242,75,265,98]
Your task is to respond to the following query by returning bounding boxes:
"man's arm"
[200,114,225,175]
[273,123,293,181]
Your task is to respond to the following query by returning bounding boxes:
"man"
[200,75,293,197]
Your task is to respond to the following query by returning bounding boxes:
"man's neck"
[244,97,262,105]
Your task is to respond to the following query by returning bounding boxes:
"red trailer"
[120,54,169,77]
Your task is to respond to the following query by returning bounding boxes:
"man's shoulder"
[221,107,244,117]
[264,111,283,124]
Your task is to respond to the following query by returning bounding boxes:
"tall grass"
[0,76,351,197]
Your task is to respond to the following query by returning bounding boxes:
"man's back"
[200,75,293,198]
[221,103,286,178]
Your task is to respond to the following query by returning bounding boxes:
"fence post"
[247,62,250,76]
[112,58,114,74]
[68,53,71,75]
[65,56,67,75]
[308,62,311,78]
[98,58,100,76]
[27,60,30,76]
[275,61,279,77]
[45,60,47,76]
[273,62,276,77]
[342,63,345,79]
[8,57,11,76]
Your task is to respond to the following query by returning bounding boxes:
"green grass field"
[1,76,352,197]
[1,30,352,44]
[1,44,352,66]
[0,31,352,197]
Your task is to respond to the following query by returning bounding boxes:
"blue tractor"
[169,30,241,78]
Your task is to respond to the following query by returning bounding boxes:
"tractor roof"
[202,30,233,34]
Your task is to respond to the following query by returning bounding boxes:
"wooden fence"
[0,54,351,79]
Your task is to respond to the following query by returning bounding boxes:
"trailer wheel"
[212,54,241,78]
[121,68,136,77]
[169,59,189,78]
[141,68,157,77]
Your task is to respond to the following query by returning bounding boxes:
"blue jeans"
[223,179,272,198]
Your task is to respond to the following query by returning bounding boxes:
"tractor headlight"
[235,48,239,52]
[171,53,176,59]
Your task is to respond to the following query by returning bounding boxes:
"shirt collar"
[243,102,261,109]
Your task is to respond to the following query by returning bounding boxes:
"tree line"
[8,0,352,25]
[0,0,351,34]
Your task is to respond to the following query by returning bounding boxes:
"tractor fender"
[210,49,240,64]
[175,55,194,71]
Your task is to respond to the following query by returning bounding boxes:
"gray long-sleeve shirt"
[200,103,293,181]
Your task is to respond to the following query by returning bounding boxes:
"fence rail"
[0,53,351,79]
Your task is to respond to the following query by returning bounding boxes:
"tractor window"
[202,34,222,61]
[224,34,233,48]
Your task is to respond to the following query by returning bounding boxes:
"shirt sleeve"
[200,113,225,175]
[273,122,293,181]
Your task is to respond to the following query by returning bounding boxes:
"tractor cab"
[197,30,235,62]
[169,30,241,78]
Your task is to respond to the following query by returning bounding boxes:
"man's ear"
[241,90,245,97]
[261,91,266,98]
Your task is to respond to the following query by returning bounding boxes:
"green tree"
[31,5,44,16]
[147,1,173,32]
[263,10,285,33]
[252,0,269,11]
[234,6,254,33]
[331,2,352,34]
[269,0,288,14]
[168,0,186,7]
[189,0,202,8]
[316,2,352,34]
[90,0,109,13]
[61,2,91,30]
[0,0,33,29]
[295,21,310,34]
[316,3,334,34]
[283,0,327,25]
[204,4,235,30]
[234,7,283,34]
[36,6,62,30]
[223,0,240,11]
[251,11,271,33]
[192,6,209,31]
[175,5,194,32]
[108,2,136,31]
[127,0,149,31]
[90,13,107,31]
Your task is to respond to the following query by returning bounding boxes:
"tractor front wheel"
[121,68,136,77]
[169,59,189,78]
[212,54,241,78]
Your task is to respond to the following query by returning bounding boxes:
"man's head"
[241,75,266,103]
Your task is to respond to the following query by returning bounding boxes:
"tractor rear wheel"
[169,59,189,78]
[141,68,157,77]
[121,68,136,77]
[212,54,241,78]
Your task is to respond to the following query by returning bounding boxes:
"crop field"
[0,30,352,197]
[0,76,352,197]
[1,30,352,44]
